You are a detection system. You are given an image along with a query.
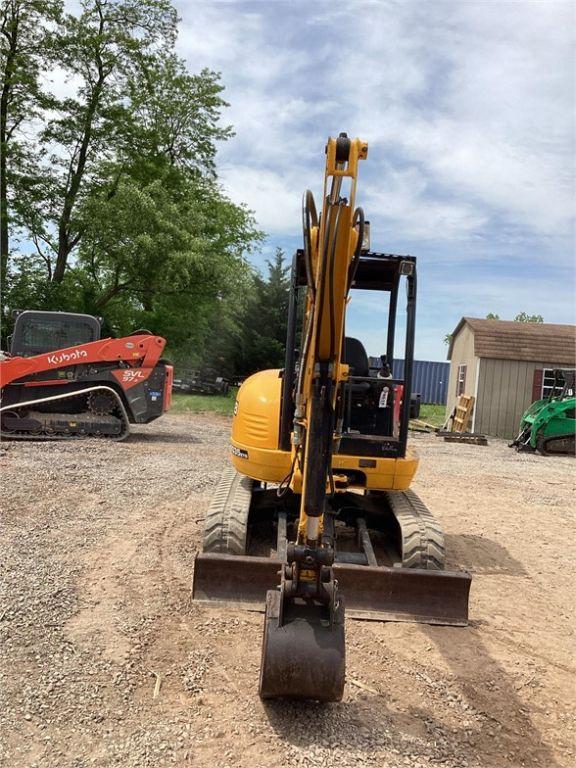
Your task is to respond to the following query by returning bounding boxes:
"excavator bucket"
[192,552,471,626]
[258,590,346,701]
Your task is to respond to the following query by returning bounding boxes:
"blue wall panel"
[369,357,449,405]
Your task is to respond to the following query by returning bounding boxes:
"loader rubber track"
[0,386,130,442]
[537,433,576,456]
[202,466,253,555]
[384,489,445,570]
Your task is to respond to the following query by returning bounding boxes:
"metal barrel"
[192,553,471,626]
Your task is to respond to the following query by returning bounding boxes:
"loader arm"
[0,335,166,389]
[1,330,172,441]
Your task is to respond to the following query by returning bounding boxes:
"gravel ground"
[0,414,574,768]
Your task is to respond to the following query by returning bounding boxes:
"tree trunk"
[52,78,103,283]
[0,1,19,289]
[53,6,107,283]
[94,281,129,310]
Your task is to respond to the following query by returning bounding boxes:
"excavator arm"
[259,135,368,701]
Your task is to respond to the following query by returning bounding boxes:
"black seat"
[341,336,394,440]
[343,337,371,400]
[343,337,369,377]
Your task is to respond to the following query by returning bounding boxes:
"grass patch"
[170,389,237,416]
[170,389,447,427]
[415,403,446,428]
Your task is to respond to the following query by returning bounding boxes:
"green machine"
[510,370,575,456]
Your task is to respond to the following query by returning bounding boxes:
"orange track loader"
[0,310,173,440]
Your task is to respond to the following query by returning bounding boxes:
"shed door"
[531,369,543,402]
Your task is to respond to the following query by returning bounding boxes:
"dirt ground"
[1,414,575,768]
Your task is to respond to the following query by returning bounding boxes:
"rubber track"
[203,466,253,555]
[0,386,129,442]
[537,433,576,456]
[384,489,445,570]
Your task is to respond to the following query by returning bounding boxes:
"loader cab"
[10,310,101,357]
[280,250,417,459]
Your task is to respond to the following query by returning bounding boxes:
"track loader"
[510,369,575,455]
[193,134,471,701]
[0,310,173,440]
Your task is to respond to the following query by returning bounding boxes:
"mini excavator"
[193,134,471,701]
[0,310,173,440]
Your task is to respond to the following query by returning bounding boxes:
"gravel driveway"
[1,414,574,768]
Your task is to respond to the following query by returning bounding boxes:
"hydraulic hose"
[347,206,365,294]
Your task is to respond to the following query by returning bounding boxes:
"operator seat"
[343,337,371,394]
[343,337,369,376]
[342,336,393,438]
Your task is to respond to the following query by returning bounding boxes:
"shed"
[446,318,576,439]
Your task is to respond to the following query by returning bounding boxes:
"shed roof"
[447,317,576,365]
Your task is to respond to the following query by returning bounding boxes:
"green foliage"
[514,312,543,323]
[0,0,63,285]
[443,333,452,346]
[231,248,291,377]
[1,0,263,364]
[485,312,500,320]
[124,54,233,175]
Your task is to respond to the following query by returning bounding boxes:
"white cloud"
[219,165,302,233]
[324,1,575,237]
[363,165,487,240]
[173,0,574,351]
[176,0,574,246]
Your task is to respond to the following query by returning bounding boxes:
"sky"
[174,0,575,361]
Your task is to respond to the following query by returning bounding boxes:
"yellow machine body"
[231,368,419,491]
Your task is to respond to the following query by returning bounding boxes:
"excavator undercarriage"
[194,467,470,625]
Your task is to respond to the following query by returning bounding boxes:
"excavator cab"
[279,249,418,461]
[192,134,471,702]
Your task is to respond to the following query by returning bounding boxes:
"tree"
[16,0,178,283]
[514,312,543,323]
[233,249,291,376]
[0,0,62,287]
[74,171,260,326]
[2,0,264,369]
[486,312,500,320]
[124,53,233,176]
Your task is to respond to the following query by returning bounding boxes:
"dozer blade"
[192,553,471,626]
[259,590,345,702]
